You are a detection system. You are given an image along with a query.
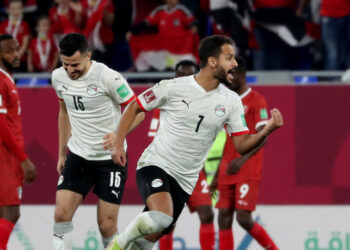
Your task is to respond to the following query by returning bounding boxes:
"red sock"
[159,231,173,250]
[219,228,234,250]
[199,223,215,250]
[0,218,15,250]
[249,223,279,250]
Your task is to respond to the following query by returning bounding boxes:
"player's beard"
[2,58,19,72]
[215,64,234,87]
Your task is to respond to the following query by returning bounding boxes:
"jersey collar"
[0,67,14,84]
[240,87,251,99]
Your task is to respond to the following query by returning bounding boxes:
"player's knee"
[54,207,73,222]
[147,211,173,232]
[98,218,117,237]
[218,210,233,229]
[198,207,214,224]
[236,211,254,230]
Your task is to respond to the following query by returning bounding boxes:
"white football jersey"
[52,61,135,160]
[136,75,249,194]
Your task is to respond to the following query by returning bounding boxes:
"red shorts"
[216,180,260,211]
[0,145,23,206]
[187,171,212,213]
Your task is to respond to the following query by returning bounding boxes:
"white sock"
[117,211,172,249]
[102,233,118,248]
[53,222,74,250]
[127,237,156,250]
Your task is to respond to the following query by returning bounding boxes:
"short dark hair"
[59,33,89,57]
[0,34,15,50]
[36,15,49,26]
[175,60,199,73]
[198,35,234,68]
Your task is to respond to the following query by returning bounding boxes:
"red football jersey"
[146,4,195,35]
[218,88,268,184]
[320,0,350,18]
[0,19,30,46]
[0,69,24,148]
[82,0,115,45]
[29,36,57,72]
[49,6,78,34]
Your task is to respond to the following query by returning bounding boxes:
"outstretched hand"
[264,108,284,135]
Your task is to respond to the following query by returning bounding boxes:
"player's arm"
[111,99,144,166]
[57,100,71,174]
[226,126,267,175]
[231,108,283,155]
[0,114,37,183]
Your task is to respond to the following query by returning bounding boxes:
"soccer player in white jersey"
[51,33,144,250]
[107,35,284,250]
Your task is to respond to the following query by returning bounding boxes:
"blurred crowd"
[0,0,349,73]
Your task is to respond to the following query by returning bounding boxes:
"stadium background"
[6,83,350,249]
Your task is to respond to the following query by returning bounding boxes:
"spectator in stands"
[320,0,350,70]
[0,0,30,72]
[81,0,115,64]
[251,0,315,70]
[27,15,58,72]
[126,0,199,71]
[4,0,38,30]
[49,0,82,41]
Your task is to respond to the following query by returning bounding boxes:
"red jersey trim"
[231,130,250,137]
[120,95,136,106]
[136,97,147,112]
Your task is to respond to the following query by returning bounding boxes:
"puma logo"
[111,190,120,198]
[53,233,63,240]
[182,99,191,108]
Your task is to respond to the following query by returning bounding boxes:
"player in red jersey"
[148,60,215,250]
[210,57,279,250]
[0,34,37,250]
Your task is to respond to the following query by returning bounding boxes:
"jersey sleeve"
[51,70,63,100]
[253,96,268,130]
[226,97,249,136]
[102,69,135,106]
[135,80,170,112]
[146,8,160,26]
[0,83,7,114]
[148,109,160,138]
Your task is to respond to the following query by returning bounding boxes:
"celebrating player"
[51,33,144,249]
[210,57,279,250]
[0,34,37,250]
[107,35,283,250]
[149,60,216,250]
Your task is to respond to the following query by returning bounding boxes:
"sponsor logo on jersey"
[117,84,130,99]
[260,108,268,119]
[58,175,64,186]
[17,186,22,199]
[215,104,225,117]
[144,90,156,104]
[87,84,98,96]
[151,178,163,188]
[173,19,180,26]
[237,200,248,206]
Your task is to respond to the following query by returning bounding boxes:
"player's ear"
[87,51,92,60]
[208,57,217,68]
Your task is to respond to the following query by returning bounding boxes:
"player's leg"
[235,181,279,250]
[108,166,189,250]
[53,190,83,250]
[0,148,23,249]
[216,184,236,250]
[93,159,128,248]
[0,206,20,249]
[53,152,93,250]
[188,170,215,250]
[195,205,215,250]
[158,230,173,250]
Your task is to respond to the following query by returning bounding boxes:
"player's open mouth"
[227,69,236,80]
